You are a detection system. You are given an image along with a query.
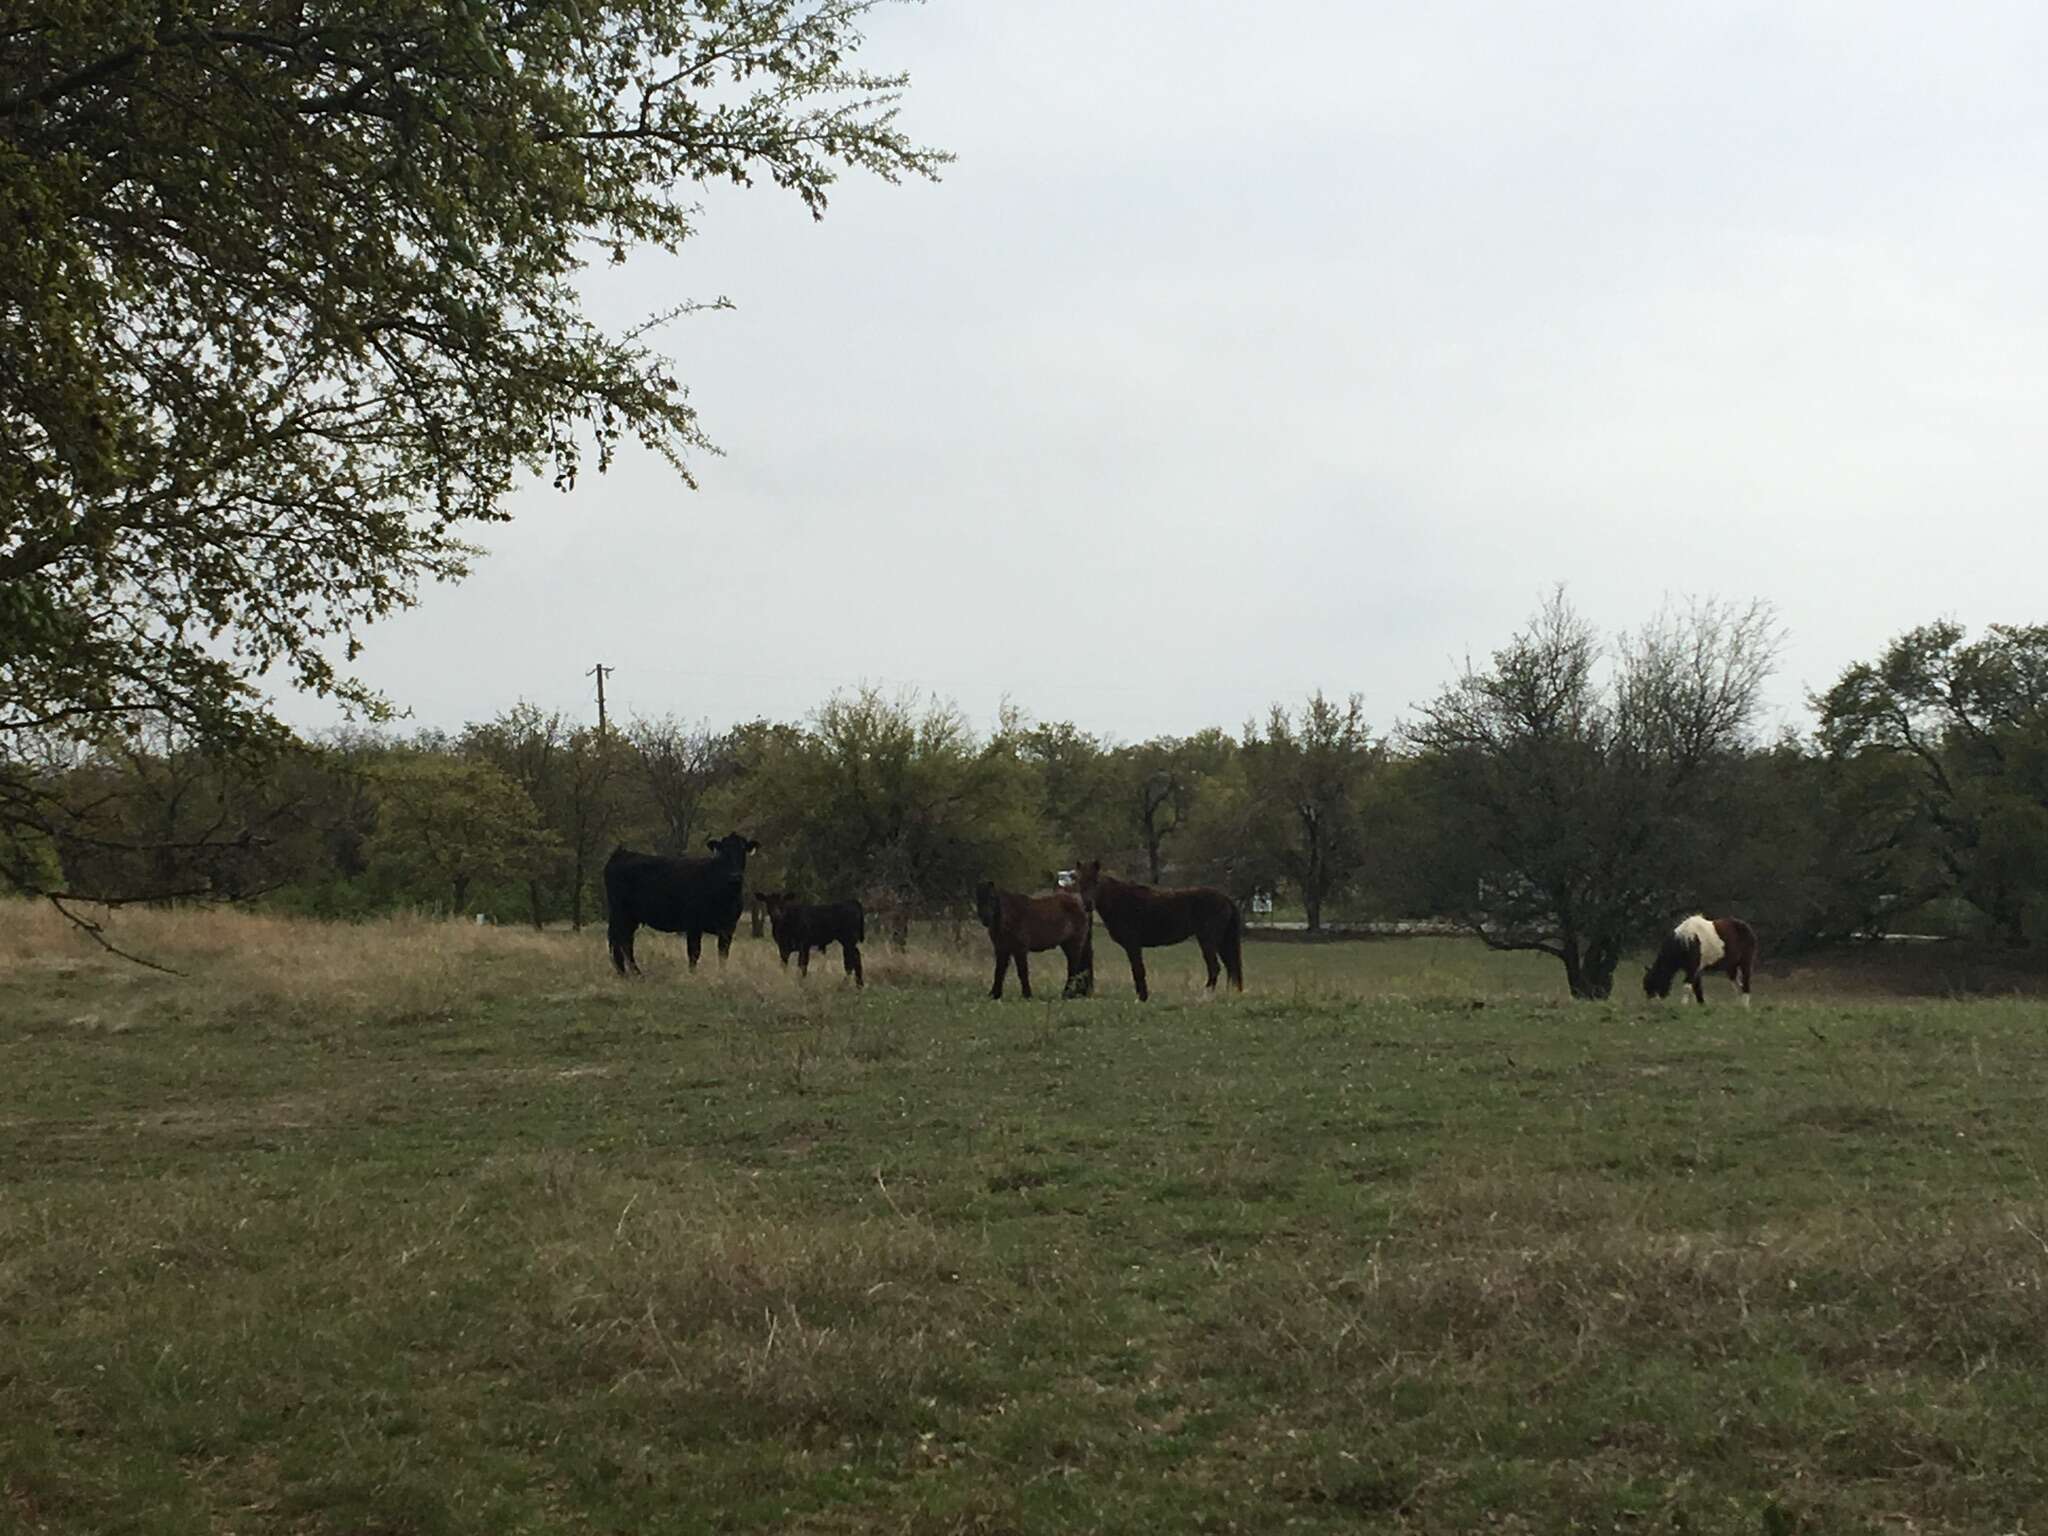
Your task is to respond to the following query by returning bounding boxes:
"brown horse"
[974,880,1094,1000]
[1643,914,1758,1007]
[1072,860,1242,1002]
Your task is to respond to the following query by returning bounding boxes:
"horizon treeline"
[8,596,2048,999]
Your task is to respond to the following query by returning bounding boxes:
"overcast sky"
[275,1,2048,746]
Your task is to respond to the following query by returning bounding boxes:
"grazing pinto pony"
[1071,860,1242,1002]
[974,880,1094,1000]
[1643,914,1758,1007]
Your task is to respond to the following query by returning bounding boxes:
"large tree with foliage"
[1817,622,2048,943]
[365,754,558,914]
[461,705,622,930]
[621,715,737,857]
[1236,693,1378,930]
[1,0,944,900]
[1407,591,1779,999]
[746,689,1049,944]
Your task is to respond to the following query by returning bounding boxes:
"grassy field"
[3,903,2046,1534]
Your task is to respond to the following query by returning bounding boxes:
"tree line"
[10,593,2048,998]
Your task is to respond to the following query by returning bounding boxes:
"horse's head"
[973,880,1000,929]
[1071,860,1103,908]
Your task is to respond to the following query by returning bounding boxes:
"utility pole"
[587,663,613,739]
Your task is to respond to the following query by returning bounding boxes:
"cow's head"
[757,890,793,917]
[705,832,759,870]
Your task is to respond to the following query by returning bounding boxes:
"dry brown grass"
[0,897,995,1035]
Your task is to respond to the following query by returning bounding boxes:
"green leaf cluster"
[2,0,945,760]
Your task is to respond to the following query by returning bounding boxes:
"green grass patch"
[3,904,2047,1532]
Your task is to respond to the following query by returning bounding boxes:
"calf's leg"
[685,929,704,969]
[844,942,864,988]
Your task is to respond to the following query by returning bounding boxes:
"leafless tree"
[1407,589,1781,998]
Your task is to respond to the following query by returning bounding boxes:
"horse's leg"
[1197,935,1221,991]
[990,950,1010,1000]
[685,929,704,970]
[1736,954,1752,1007]
[1015,949,1033,1000]
[1690,967,1707,1005]
[1125,943,1149,1002]
[845,942,863,988]
[1060,937,1090,997]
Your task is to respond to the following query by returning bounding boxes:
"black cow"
[760,892,865,987]
[603,832,759,975]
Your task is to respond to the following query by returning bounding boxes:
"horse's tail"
[1219,898,1244,991]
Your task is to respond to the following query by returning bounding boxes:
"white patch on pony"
[1678,991,1693,1004]
[1674,914,1724,969]
[1741,992,1752,1009]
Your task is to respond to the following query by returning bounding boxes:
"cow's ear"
[705,837,718,852]
[746,839,760,853]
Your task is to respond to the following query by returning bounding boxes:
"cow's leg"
[608,918,639,976]
[685,929,704,970]
[844,942,864,988]
[1124,943,1149,1002]
[716,927,734,963]
[777,943,791,968]
[1196,935,1221,990]
[1015,949,1032,1000]
[990,950,1010,999]
[797,945,811,978]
